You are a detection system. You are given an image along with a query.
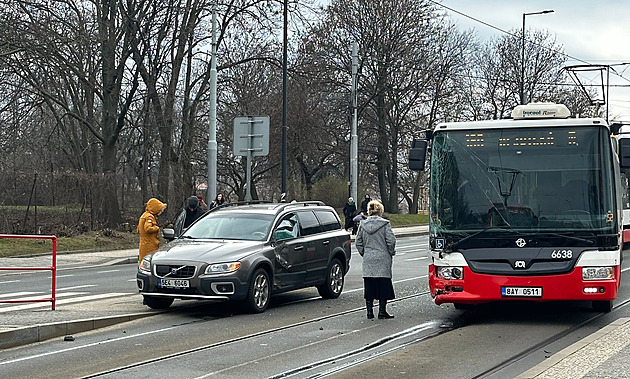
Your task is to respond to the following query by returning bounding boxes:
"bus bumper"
[429,264,620,305]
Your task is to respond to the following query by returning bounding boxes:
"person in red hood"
[137,198,167,262]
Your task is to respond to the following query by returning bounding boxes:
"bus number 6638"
[551,249,572,259]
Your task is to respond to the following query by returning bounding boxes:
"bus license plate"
[501,286,542,297]
[158,279,189,289]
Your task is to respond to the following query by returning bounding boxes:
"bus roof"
[433,117,608,132]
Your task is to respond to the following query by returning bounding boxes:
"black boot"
[378,300,394,319]
[366,300,374,319]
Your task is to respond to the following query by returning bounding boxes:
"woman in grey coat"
[355,200,396,319]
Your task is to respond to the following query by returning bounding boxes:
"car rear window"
[315,210,342,232]
[297,211,323,236]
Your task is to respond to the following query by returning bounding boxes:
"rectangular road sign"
[233,116,270,157]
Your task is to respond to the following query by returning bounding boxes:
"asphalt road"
[1,236,629,379]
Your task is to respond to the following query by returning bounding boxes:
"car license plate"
[501,286,542,297]
[158,279,190,289]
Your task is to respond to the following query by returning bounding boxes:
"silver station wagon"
[136,201,351,313]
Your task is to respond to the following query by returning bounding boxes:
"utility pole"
[281,0,288,200]
[350,43,358,203]
[207,4,218,202]
[520,9,554,105]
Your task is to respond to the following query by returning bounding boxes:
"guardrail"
[0,234,57,310]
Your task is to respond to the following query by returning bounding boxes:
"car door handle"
[294,246,304,251]
[322,241,330,245]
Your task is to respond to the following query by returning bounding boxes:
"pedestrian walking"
[343,197,356,232]
[173,196,206,236]
[355,200,396,319]
[360,194,371,214]
[137,198,167,262]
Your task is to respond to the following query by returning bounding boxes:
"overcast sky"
[437,0,630,122]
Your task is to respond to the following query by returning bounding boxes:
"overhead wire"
[428,0,630,85]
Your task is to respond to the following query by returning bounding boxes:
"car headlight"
[436,266,464,280]
[139,255,152,274]
[582,267,614,280]
[205,262,241,275]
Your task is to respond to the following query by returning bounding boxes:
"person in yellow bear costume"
[137,198,167,262]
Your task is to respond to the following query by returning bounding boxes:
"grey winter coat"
[355,216,396,278]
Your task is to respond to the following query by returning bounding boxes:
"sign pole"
[246,117,253,201]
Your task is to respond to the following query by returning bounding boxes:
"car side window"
[314,210,341,232]
[297,211,323,236]
[274,213,299,241]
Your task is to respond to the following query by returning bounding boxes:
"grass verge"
[0,231,138,257]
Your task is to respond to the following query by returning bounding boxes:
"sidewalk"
[516,317,630,379]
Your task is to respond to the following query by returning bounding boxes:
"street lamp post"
[521,9,554,105]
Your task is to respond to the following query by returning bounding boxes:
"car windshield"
[182,212,274,241]
[429,125,617,238]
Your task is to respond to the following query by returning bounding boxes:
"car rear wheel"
[143,296,174,309]
[243,268,270,313]
[317,258,344,299]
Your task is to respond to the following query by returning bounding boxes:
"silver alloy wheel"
[329,262,343,294]
[253,272,269,309]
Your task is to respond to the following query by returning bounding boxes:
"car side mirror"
[163,228,176,241]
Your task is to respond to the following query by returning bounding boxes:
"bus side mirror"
[409,139,428,171]
[619,138,630,169]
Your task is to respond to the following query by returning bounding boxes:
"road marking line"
[0,280,21,284]
[405,257,428,261]
[0,326,176,366]
[96,269,121,274]
[0,291,43,299]
[0,292,128,312]
[343,275,429,294]
[57,285,98,291]
[56,274,75,278]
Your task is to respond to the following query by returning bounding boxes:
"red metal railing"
[0,234,57,310]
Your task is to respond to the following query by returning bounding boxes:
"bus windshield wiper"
[528,232,594,245]
[451,227,518,250]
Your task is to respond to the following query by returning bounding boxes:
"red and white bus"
[409,103,625,312]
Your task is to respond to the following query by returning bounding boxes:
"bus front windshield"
[430,126,616,237]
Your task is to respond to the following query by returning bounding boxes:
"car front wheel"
[143,295,174,309]
[243,268,270,313]
[317,258,344,299]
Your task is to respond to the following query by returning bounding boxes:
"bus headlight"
[582,267,614,280]
[437,267,463,280]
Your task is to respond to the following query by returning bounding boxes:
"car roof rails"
[208,200,272,212]
[273,201,326,212]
